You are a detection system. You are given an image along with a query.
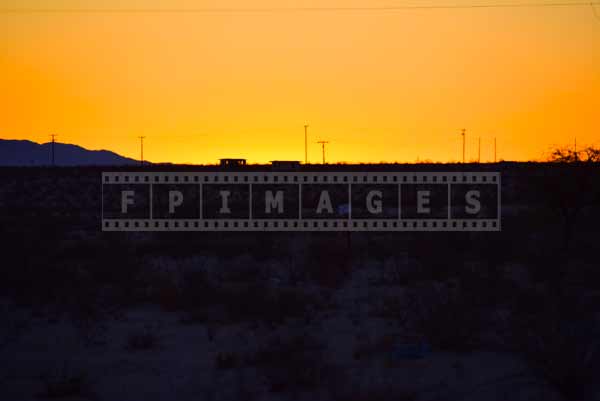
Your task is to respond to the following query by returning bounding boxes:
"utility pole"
[461,129,466,163]
[478,137,481,163]
[304,124,309,164]
[50,134,58,166]
[494,137,497,163]
[574,137,578,162]
[138,136,145,165]
[317,140,329,164]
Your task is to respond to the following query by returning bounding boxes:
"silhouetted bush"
[246,332,331,394]
[158,266,324,327]
[40,363,92,399]
[125,324,161,351]
[215,352,240,370]
[405,283,484,351]
[508,288,599,400]
[304,234,351,288]
[332,387,417,401]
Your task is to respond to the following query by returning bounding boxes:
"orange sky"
[1,0,599,164]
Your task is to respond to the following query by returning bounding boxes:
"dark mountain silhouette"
[0,139,140,166]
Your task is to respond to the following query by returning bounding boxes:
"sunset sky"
[1,0,599,164]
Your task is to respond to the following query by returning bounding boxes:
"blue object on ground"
[337,203,351,214]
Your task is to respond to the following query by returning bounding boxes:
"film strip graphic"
[102,172,501,232]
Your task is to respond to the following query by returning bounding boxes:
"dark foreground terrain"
[1,163,599,401]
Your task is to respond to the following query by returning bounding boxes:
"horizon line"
[1,2,599,14]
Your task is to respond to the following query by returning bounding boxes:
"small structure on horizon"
[219,158,247,167]
[270,160,301,170]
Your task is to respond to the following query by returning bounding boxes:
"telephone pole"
[304,124,309,164]
[317,140,329,164]
[138,136,145,165]
[494,137,497,163]
[461,129,466,163]
[50,134,58,166]
[478,137,481,163]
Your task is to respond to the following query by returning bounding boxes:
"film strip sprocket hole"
[102,172,501,231]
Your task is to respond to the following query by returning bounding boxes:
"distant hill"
[0,139,140,166]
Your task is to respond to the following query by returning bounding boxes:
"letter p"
[169,191,184,214]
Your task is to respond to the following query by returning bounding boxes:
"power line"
[317,141,330,164]
[494,137,497,163]
[50,134,58,166]
[591,1,600,21]
[304,124,309,165]
[461,129,466,164]
[1,2,599,14]
[138,136,145,165]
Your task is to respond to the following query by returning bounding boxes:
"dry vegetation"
[0,164,599,400]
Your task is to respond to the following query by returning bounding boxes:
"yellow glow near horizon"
[1,0,599,164]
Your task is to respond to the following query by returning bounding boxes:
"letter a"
[316,191,333,214]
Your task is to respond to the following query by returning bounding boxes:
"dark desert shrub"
[125,324,161,351]
[304,234,351,288]
[405,283,484,351]
[40,364,92,399]
[247,332,331,394]
[508,288,599,400]
[215,352,241,370]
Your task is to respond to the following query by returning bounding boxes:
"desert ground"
[1,164,599,401]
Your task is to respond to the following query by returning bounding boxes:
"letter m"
[265,190,284,214]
